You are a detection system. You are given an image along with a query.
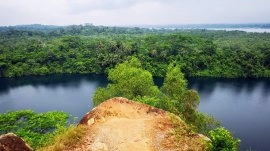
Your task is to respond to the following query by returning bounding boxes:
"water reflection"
[0,74,108,94]
[189,78,270,103]
[0,74,107,118]
[192,78,270,150]
[188,78,217,98]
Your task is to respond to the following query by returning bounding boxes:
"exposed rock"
[77,97,210,151]
[79,97,166,125]
[0,133,33,151]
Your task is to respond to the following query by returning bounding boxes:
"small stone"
[87,118,95,125]
[91,142,108,151]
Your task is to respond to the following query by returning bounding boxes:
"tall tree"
[93,57,161,105]
[161,63,187,101]
[161,63,200,122]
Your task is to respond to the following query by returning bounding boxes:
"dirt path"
[75,97,209,151]
[89,117,154,151]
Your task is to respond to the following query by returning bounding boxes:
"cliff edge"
[74,97,209,151]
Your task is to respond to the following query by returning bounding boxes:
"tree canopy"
[93,57,161,105]
[0,25,269,78]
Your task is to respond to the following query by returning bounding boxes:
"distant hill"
[138,23,270,29]
[1,23,270,33]
[0,24,61,32]
[0,24,153,36]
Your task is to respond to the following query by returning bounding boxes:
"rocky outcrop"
[77,97,210,151]
[0,133,33,151]
[79,97,166,125]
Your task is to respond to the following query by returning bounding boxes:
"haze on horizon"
[0,0,270,26]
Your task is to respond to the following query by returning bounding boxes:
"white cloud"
[65,0,137,13]
[0,0,269,26]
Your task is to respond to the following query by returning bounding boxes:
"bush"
[38,125,88,151]
[135,96,160,107]
[93,57,161,105]
[0,110,69,149]
[209,127,240,151]
[194,112,220,134]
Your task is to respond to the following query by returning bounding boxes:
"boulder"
[0,133,33,151]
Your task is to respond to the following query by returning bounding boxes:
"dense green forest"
[0,24,269,78]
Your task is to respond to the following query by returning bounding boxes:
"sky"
[0,0,270,26]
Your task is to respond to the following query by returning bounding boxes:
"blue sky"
[0,0,270,26]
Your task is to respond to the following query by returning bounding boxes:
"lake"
[205,28,270,33]
[0,74,269,150]
[0,74,108,118]
[189,78,270,151]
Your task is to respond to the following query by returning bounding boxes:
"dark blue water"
[189,78,270,151]
[0,74,107,118]
[0,75,269,150]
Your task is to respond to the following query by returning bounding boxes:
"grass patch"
[38,125,88,151]
[168,113,212,151]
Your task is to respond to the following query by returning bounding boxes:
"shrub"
[93,57,161,105]
[209,127,240,151]
[0,110,69,149]
[38,125,88,151]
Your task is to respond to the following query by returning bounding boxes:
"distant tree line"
[0,25,269,78]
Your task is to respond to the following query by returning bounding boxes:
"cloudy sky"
[0,0,270,26]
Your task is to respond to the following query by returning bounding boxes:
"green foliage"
[193,112,221,134]
[161,63,201,124]
[93,85,116,105]
[161,63,187,101]
[209,127,240,151]
[0,26,270,78]
[182,90,200,122]
[0,110,69,149]
[161,65,220,133]
[93,57,161,105]
[135,96,160,108]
